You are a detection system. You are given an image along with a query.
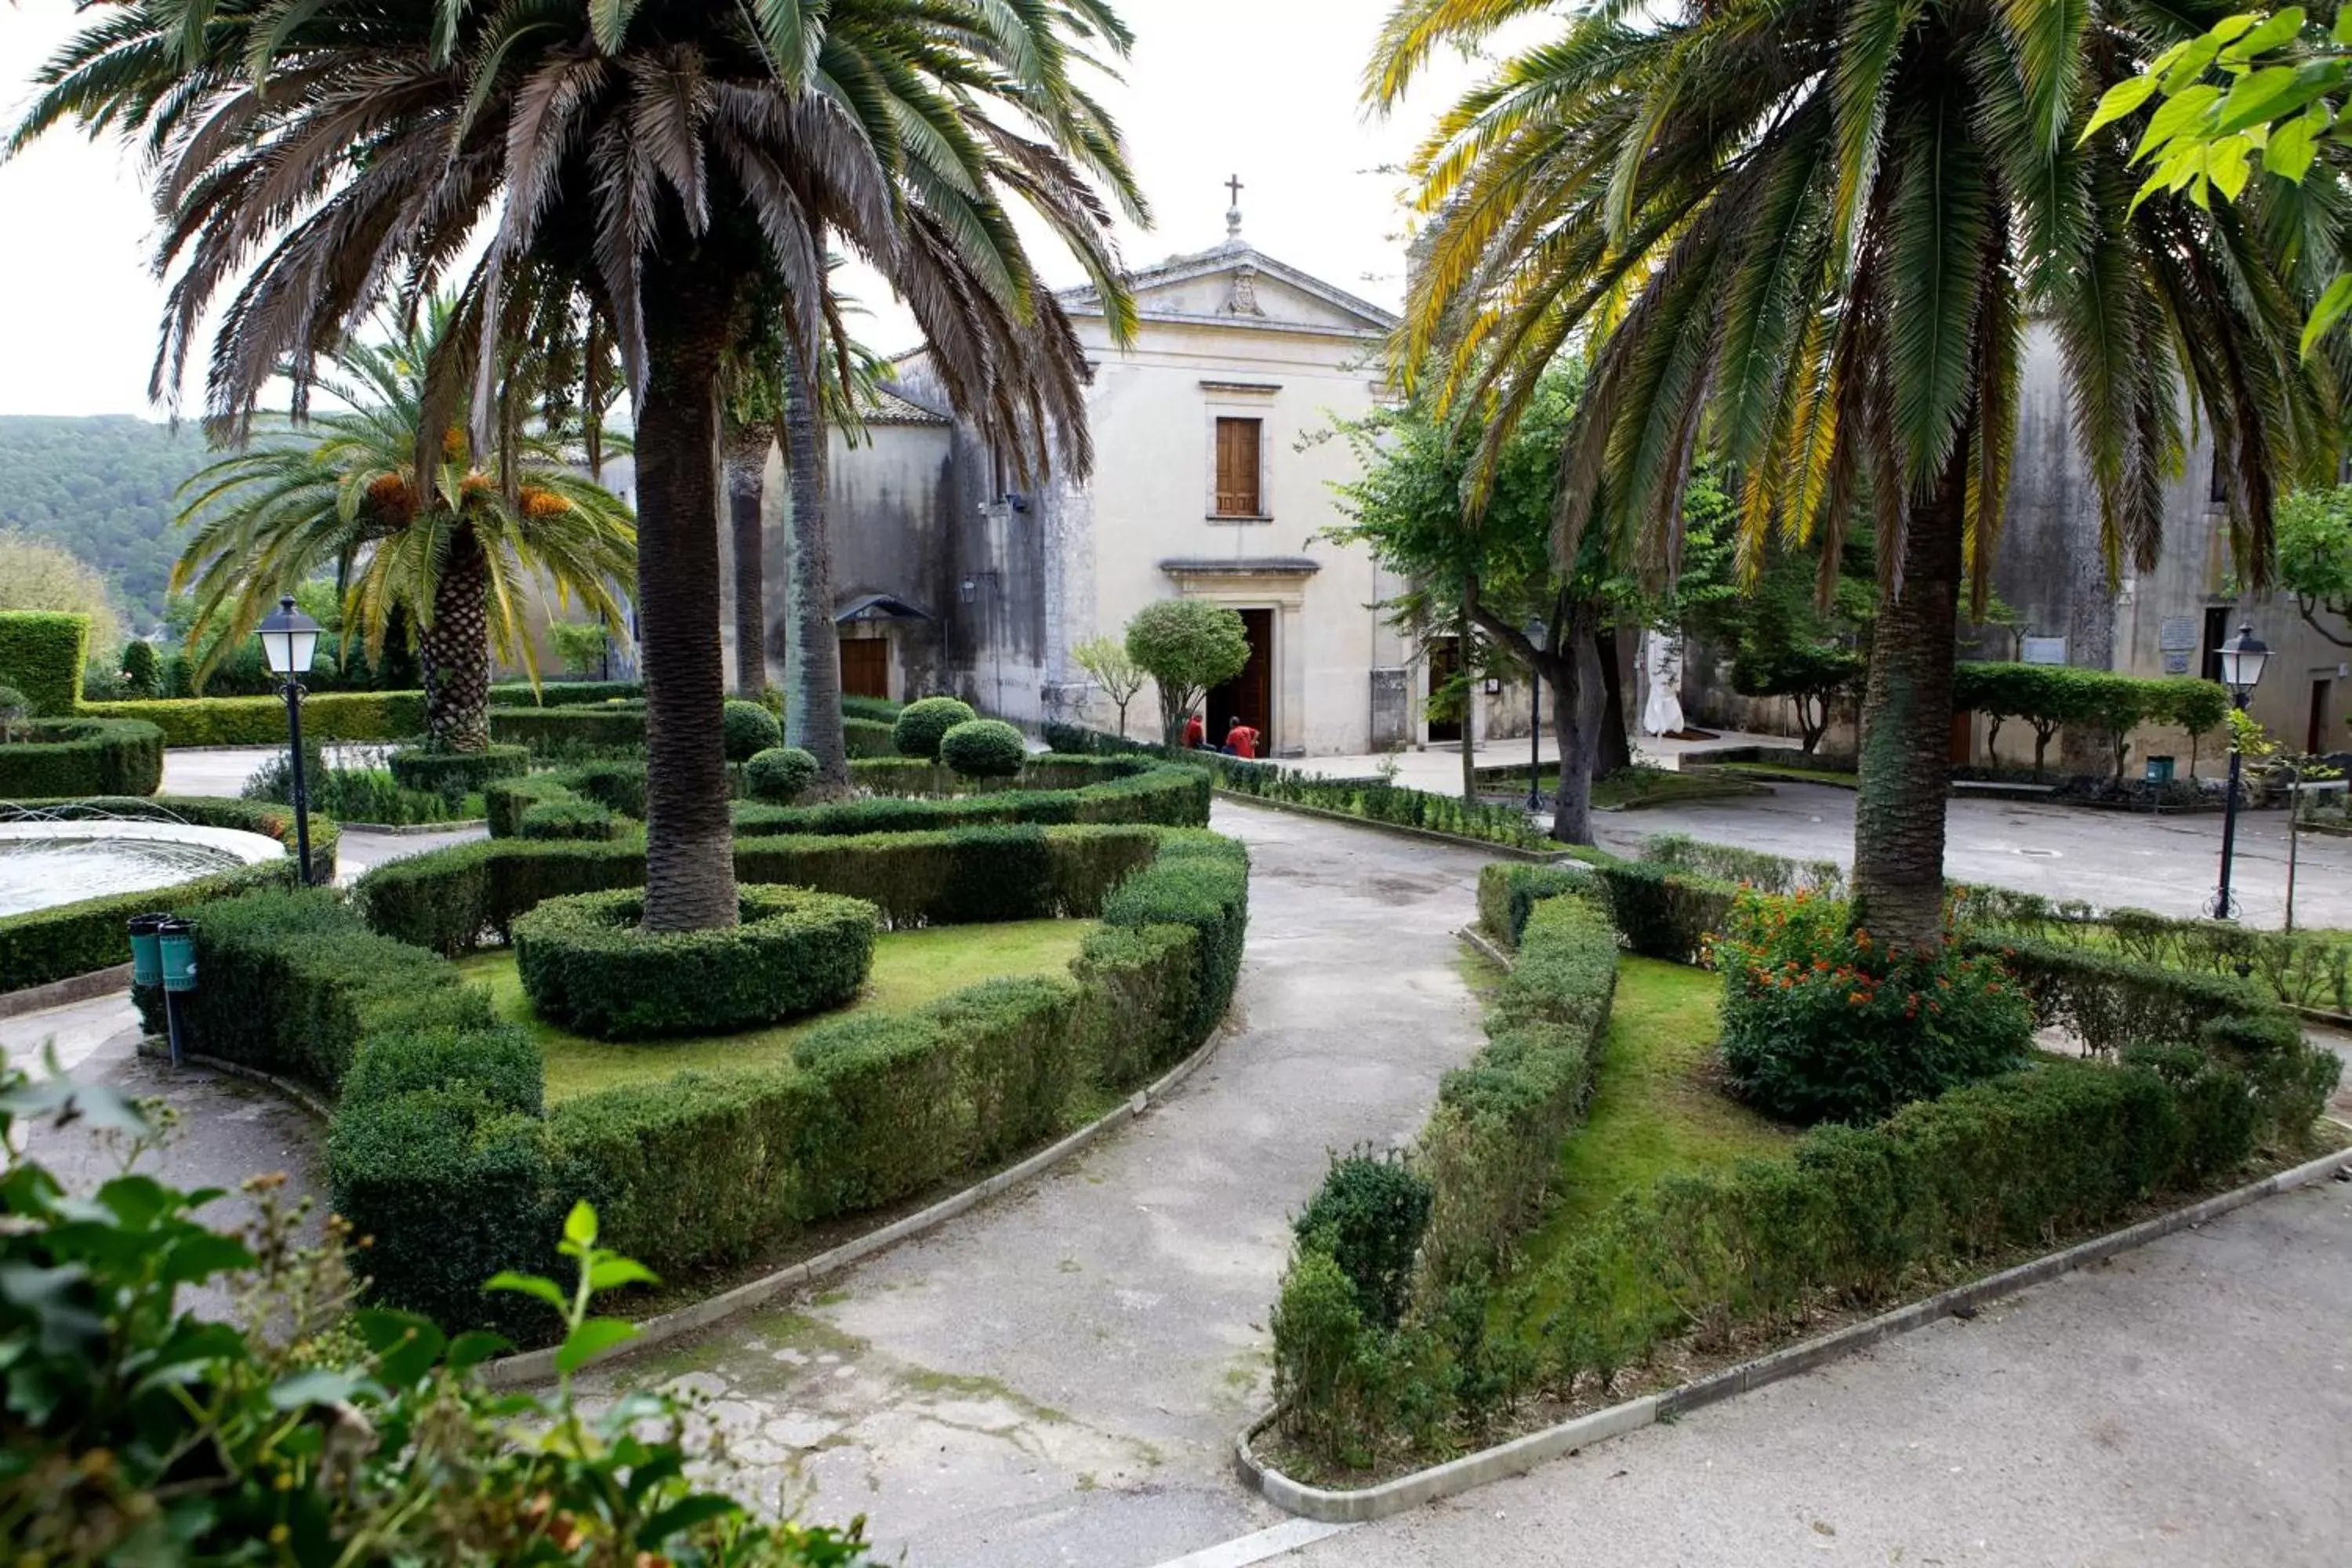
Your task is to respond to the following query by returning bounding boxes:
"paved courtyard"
[1593,779,2352,929]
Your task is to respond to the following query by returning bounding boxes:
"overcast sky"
[0,1,1504,419]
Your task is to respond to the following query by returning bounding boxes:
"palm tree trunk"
[724,424,771,695]
[781,332,849,793]
[635,263,740,932]
[1852,451,1968,950]
[1547,602,1603,846]
[421,523,491,752]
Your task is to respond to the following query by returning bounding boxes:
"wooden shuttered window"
[1214,416,1262,516]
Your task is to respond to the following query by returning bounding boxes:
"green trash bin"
[127,913,168,988]
[155,916,196,1066]
[2145,756,2176,785]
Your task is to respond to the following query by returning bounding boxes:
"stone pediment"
[1062,242,1396,337]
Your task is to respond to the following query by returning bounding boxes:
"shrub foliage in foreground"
[0,1067,875,1566]
[513,884,877,1039]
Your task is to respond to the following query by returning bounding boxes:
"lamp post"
[256,596,322,886]
[2211,622,2270,921]
[1525,617,1549,812]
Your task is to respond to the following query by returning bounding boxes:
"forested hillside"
[0,416,212,628]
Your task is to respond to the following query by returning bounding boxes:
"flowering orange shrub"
[1708,887,2033,1123]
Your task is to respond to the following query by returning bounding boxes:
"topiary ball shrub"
[517,798,615,840]
[1291,1147,1433,1330]
[512,884,878,1040]
[892,695,978,760]
[744,745,819,803]
[938,718,1026,780]
[1711,887,2033,1125]
[722,699,785,762]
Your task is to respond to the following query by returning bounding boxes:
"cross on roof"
[1225,173,1243,205]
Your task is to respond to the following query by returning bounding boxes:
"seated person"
[1182,712,1207,750]
[1223,723,1260,760]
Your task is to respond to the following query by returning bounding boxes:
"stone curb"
[0,963,133,1020]
[480,1004,1242,1388]
[1233,1142,2352,1523]
[336,818,489,836]
[1214,791,1570,863]
[129,1031,334,1121]
[1455,925,1516,972]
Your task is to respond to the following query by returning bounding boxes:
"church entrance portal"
[1206,608,1274,750]
[840,635,890,701]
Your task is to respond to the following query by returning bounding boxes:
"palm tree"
[15,0,1142,931]
[719,269,884,736]
[1373,0,2341,947]
[174,302,635,752]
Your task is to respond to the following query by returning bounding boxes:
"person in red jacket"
[1182,712,1206,749]
[1223,722,1259,760]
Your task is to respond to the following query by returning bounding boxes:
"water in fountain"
[0,802,284,918]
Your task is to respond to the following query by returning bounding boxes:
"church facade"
[720,206,1486,759]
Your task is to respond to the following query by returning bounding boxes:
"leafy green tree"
[0,528,121,652]
[175,303,636,751]
[16,0,1143,933]
[1127,601,1252,748]
[1323,371,1734,841]
[1374,0,2340,945]
[1072,634,1149,737]
[2276,486,2352,646]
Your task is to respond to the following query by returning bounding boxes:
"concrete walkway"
[1287,1177,2352,1568]
[1590,779,2352,928]
[1299,728,1784,789]
[575,797,1497,1568]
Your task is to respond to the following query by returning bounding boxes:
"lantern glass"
[256,596,321,677]
[2216,624,2270,698]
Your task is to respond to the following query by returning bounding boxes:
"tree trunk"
[1547,604,1603,845]
[725,425,771,696]
[635,262,741,932]
[1460,605,1478,804]
[781,332,848,793]
[421,522,491,752]
[1595,624,1634,777]
[1852,455,1967,951]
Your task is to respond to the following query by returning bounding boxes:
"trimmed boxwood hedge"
[169,826,1246,1331]
[488,703,645,753]
[78,691,426,746]
[844,717,898,758]
[0,718,165,798]
[1273,862,2342,1472]
[0,796,339,994]
[387,744,530,797]
[0,612,89,716]
[482,753,1210,842]
[517,799,616,840]
[487,680,642,707]
[356,822,1172,956]
[514,884,877,1039]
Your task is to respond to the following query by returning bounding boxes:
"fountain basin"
[0,819,286,918]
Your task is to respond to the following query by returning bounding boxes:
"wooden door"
[1425,637,1462,743]
[1206,608,1273,748]
[839,636,890,700]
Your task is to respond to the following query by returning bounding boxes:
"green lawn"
[1521,956,1801,1259]
[1699,760,1862,789]
[458,919,1097,1102]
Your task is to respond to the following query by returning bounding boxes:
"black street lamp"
[2211,622,2270,921]
[1525,617,1549,813]
[256,596,322,886]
